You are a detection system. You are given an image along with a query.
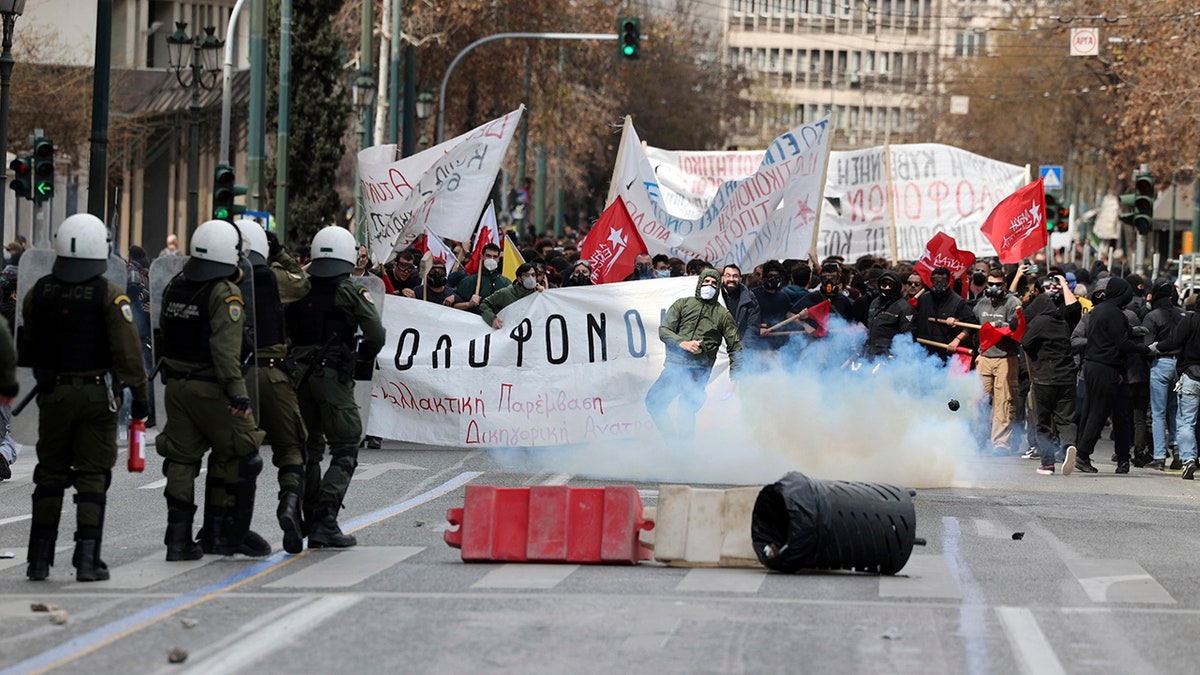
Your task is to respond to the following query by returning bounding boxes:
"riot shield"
[237,254,259,423]
[349,272,385,298]
[149,254,188,332]
[14,250,128,327]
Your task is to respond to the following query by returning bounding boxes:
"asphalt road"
[1,429,1198,674]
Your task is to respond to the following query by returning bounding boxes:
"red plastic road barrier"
[445,484,655,564]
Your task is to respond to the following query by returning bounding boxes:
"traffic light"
[32,137,54,202]
[212,163,246,221]
[1119,169,1155,235]
[618,17,640,60]
[1044,192,1061,231]
[9,156,31,201]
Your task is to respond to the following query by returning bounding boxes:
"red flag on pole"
[804,299,832,337]
[977,307,1027,354]
[912,232,976,288]
[464,202,500,275]
[579,197,648,284]
[980,178,1049,264]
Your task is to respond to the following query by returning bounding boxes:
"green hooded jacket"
[659,268,743,377]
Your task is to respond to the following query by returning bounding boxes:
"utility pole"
[86,0,111,224]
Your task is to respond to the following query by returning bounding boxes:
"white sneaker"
[1020,447,1040,460]
[1062,445,1077,476]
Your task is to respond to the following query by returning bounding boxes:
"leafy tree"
[267,0,351,245]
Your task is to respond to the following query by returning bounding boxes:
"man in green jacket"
[480,262,544,328]
[645,268,743,438]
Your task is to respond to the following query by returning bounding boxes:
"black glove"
[265,230,282,259]
[1131,325,1150,338]
[131,399,150,420]
[229,395,252,415]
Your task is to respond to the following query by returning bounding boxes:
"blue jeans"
[1176,374,1200,463]
[645,362,711,438]
[1149,357,1178,460]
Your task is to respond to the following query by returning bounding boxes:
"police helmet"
[234,219,269,267]
[184,219,242,282]
[307,226,357,278]
[52,213,110,283]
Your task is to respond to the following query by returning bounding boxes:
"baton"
[927,317,982,330]
[11,384,38,416]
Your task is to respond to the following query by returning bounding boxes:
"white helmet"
[184,219,242,282]
[52,213,110,283]
[234,219,269,266]
[308,226,357,278]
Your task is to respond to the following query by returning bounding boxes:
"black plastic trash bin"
[751,471,921,575]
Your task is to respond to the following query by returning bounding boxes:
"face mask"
[573,272,590,282]
[972,271,987,286]
[636,263,652,275]
[931,281,950,296]
[984,285,1005,299]
[521,275,537,290]
[699,285,718,301]
[880,284,900,300]
[428,273,447,287]
[483,258,499,272]
[1047,291,1064,305]
[657,270,671,278]
[764,276,784,291]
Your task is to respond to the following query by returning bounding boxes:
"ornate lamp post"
[166,22,223,235]
[352,73,375,245]
[0,0,26,237]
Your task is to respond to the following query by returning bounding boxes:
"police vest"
[29,275,112,373]
[161,275,217,363]
[286,276,356,351]
[252,264,285,348]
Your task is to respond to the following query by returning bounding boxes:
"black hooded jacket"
[1141,283,1185,357]
[863,271,913,356]
[1021,293,1082,385]
[1082,277,1149,368]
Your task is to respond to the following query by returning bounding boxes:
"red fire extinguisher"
[128,419,145,472]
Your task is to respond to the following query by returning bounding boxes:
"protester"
[863,270,913,359]
[974,269,1022,454]
[911,266,977,360]
[454,243,510,313]
[1022,275,1082,475]
[645,269,742,438]
[1142,280,1185,470]
[720,264,761,356]
[480,262,546,329]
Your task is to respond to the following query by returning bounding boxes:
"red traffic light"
[9,158,28,175]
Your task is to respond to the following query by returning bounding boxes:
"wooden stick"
[916,337,976,355]
[764,311,806,333]
[927,317,982,330]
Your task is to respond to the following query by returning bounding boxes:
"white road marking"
[996,607,1067,675]
[878,554,962,599]
[541,473,572,486]
[351,461,426,481]
[264,546,423,588]
[138,468,206,490]
[675,567,765,593]
[973,518,1012,539]
[0,514,32,526]
[65,551,213,590]
[0,544,71,573]
[175,595,362,675]
[471,563,579,589]
[1066,559,1175,604]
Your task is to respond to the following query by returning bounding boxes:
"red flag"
[977,307,1027,354]
[464,203,500,275]
[579,197,648,284]
[980,178,1049,264]
[912,232,976,288]
[804,299,831,337]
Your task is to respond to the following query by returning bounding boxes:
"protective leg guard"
[307,501,356,549]
[301,463,322,536]
[73,537,110,582]
[165,501,204,562]
[26,529,56,581]
[278,491,304,554]
[224,453,269,557]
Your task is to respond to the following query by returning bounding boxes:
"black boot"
[26,530,56,581]
[198,503,230,555]
[165,510,204,562]
[308,502,356,549]
[73,538,110,582]
[301,463,322,536]
[278,491,304,554]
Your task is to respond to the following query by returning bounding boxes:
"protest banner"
[357,107,523,265]
[365,277,724,447]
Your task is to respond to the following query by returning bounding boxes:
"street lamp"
[415,91,434,151]
[353,73,376,151]
[0,0,26,241]
[166,22,223,236]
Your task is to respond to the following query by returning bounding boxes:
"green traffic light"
[622,44,635,56]
[36,181,51,196]
[214,207,230,220]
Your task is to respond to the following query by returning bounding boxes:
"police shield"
[15,249,128,327]
[349,272,385,299]
[149,254,188,331]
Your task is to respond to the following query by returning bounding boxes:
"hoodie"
[1081,276,1149,368]
[659,269,743,376]
[1021,293,1083,385]
[864,271,913,356]
[1141,282,1185,357]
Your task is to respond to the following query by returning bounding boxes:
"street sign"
[949,95,969,115]
[1039,165,1063,190]
[1070,27,1099,57]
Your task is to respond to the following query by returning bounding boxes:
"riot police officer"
[21,214,148,581]
[157,220,266,561]
[287,226,385,548]
[235,220,310,554]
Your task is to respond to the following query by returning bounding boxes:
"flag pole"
[605,116,632,208]
[885,143,898,264]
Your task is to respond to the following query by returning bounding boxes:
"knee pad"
[162,458,201,479]
[239,452,264,480]
[32,483,66,501]
[72,492,107,507]
[73,470,113,495]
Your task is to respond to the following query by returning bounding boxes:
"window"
[955,31,986,57]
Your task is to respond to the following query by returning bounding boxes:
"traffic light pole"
[435,32,618,144]
[0,10,17,242]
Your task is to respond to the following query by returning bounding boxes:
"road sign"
[1039,165,1063,190]
[1070,27,1099,57]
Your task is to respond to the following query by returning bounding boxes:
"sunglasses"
[905,281,923,286]
[986,282,1005,288]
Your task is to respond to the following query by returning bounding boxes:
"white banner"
[366,277,718,447]
[357,107,524,265]
[612,116,832,271]
[632,139,1025,264]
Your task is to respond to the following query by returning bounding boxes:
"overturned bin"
[751,471,924,575]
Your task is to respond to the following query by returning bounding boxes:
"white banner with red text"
[365,277,727,447]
